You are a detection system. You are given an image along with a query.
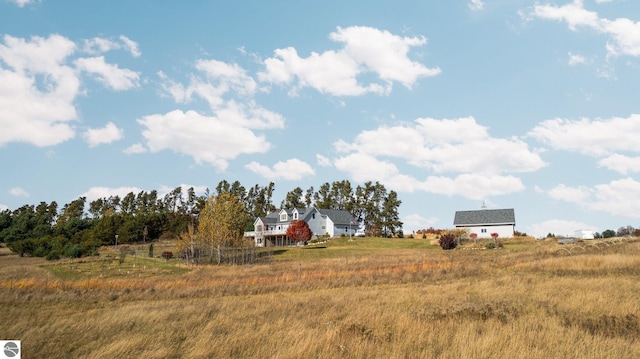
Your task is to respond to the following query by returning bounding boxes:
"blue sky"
[1,0,640,237]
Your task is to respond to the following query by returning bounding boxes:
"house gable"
[278,209,288,222]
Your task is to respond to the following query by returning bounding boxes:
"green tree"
[281,187,304,209]
[199,192,249,264]
[380,190,403,237]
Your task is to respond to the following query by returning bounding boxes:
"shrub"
[422,233,427,239]
[439,233,457,250]
[485,242,496,249]
[162,251,173,260]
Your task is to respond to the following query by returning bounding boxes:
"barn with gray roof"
[453,208,516,238]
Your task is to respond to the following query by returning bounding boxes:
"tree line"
[0,180,402,260]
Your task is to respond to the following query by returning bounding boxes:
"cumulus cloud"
[0,34,140,147]
[527,219,598,238]
[138,110,274,171]
[528,114,640,171]
[150,58,284,169]
[568,52,587,65]
[123,143,147,154]
[245,158,315,181]
[159,59,258,110]
[334,123,532,200]
[597,154,640,174]
[546,178,640,218]
[0,34,78,146]
[337,117,545,175]
[9,187,29,197]
[82,35,141,58]
[530,0,640,57]
[469,0,484,11]
[330,116,544,199]
[83,122,124,147]
[258,26,440,96]
[74,56,140,90]
[316,154,332,167]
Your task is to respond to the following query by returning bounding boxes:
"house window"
[280,213,287,221]
[345,227,348,232]
[256,225,262,232]
[481,228,487,233]
[293,212,298,220]
[312,213,315,219]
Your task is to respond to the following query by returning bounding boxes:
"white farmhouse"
[453,208,516,238]
[244,207,358,247]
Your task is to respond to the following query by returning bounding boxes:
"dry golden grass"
[1,238,639,358]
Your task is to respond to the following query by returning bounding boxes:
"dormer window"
[293,211,298,220]
[280,212,287,221]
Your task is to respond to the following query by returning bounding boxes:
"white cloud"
[258,26,440,96]
[138,110,274,171]
[151,59,285,169]
[245,158,315,181]
[74,56,140,90]
[0,34,140,147]
[331,116,542,199]
[531,0,640,57]
[334,153,526,199]
[9,187,29,197]
[597,154,640,174]
[568,52,587,65]
[83,36,141,58]
[469,0,484,11]
[548,184,592,203]
[316,154,332,167]
[159,59,259,110]
[0,34,78,147]
[9,0,34,7]
[547,177,640,218]
[527,219,598,238]
[528,114,640,157]
[0,204,8,211]
[123,143,147,154]
[119,35,141,58]
[337,117,545,175]
[83,122,124,147]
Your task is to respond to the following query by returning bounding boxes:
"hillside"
[1,237,639,358]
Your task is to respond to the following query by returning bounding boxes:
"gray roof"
[316,208,356,225]
[258,207,355,225]
[453,209,515,226]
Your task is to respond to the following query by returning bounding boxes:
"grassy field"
[1,236,639,358]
